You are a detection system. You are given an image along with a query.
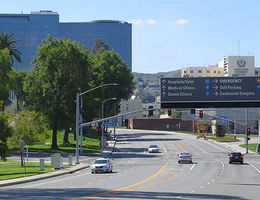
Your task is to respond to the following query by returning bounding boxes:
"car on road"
[148,144,160,153]
[178,152,192,164]
[91,158,113,173]
[229,152,244,164]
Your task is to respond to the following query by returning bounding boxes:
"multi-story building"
[218,56,255,76]
[0,10,132,71]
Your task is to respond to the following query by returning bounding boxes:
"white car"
[148,144,160,153]
[91,158,113,173]
[178,152,192,164]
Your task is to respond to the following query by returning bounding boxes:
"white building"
[218,56,255,76]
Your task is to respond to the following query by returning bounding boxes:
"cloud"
[175,19,189,25]
[129,19,144,25]
[147,19,157,25]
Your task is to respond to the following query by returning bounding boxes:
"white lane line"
[189,163,195,171]
[163,147,167,154]
[249,163,260,175]
[190,190,194,193]
[200,186,204,189]
[208,182,210,185]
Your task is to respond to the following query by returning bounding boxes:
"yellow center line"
[70,162,170,200]
[127,171,179,191]
[175,142,187,152]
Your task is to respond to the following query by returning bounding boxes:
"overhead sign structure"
[161,77,260,108]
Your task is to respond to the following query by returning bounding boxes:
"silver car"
[148,144,160,153]
[91,158,113,173]
[178,152,192,164]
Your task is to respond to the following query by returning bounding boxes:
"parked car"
[229,152,243,164]
[91,158,113,173]
[196,134,208,140]
[178,152,192,164]
[148,144,160,153]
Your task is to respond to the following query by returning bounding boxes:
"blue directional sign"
[213,116,227,120]
[102,122,118,127]
[161,76,260,108]
[218,121,228,126]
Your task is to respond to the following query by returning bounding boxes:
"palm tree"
[0,32,21,63]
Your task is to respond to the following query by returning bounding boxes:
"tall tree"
[0,32,21,63]
[92,38,109,55]
[24,36,92,149]
[0,49,12,110]
[91,51,135,118]
[9,71,27,111]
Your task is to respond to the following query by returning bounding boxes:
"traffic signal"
[168,109,172,116]
[98,127,102,136]
[199,110,203,118]
[246,128,251,135]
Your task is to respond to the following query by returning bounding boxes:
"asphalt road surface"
[1,129,260,200]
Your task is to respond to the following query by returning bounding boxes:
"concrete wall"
[129,119,197,132]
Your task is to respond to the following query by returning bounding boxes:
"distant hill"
[133,70,181,84]
[133,70,181,103]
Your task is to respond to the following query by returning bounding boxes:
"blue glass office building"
[0,11,132,71]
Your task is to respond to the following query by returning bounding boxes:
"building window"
[190,70,193,73]
[198,70,202,73]
[218,71,221,74]
[214,71,216,73]
[256,71,259,74]
[206,70,210,73]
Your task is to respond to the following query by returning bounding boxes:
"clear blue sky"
[1,0,260,73]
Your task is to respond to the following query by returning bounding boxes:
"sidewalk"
[211,136,259,154]
[0,140,117,187]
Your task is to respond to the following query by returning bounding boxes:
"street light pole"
[75,83,118,164]
[101,97,117,150]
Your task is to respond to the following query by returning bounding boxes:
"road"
[1,129,260,200]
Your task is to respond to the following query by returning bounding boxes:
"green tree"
[8,111,48,147]
[0,49,12,110]
[0,32,21,63]
[92,38,109,55]
[8,111,48,166]
[24,36,92,149]
[9,71,27,112]
[216,124,225,137]
[90,51,135,119]
[0,112,12,161]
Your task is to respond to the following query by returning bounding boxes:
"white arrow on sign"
[213,79,218,84]
[213,91,218,96]
[162,79,166,83]
[213,85,218,90]
[162,92,167,97]
[162,85,166,90]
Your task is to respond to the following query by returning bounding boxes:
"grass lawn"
[208,136,239,142]
[0,160,56,180]
[10,129,101,154]
[176,131,239,142]
[240,143,258,153]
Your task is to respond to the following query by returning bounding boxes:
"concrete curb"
[0,140,117,187]
[0,165,89,187]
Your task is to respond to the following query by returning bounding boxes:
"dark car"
[229,152,243,164]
